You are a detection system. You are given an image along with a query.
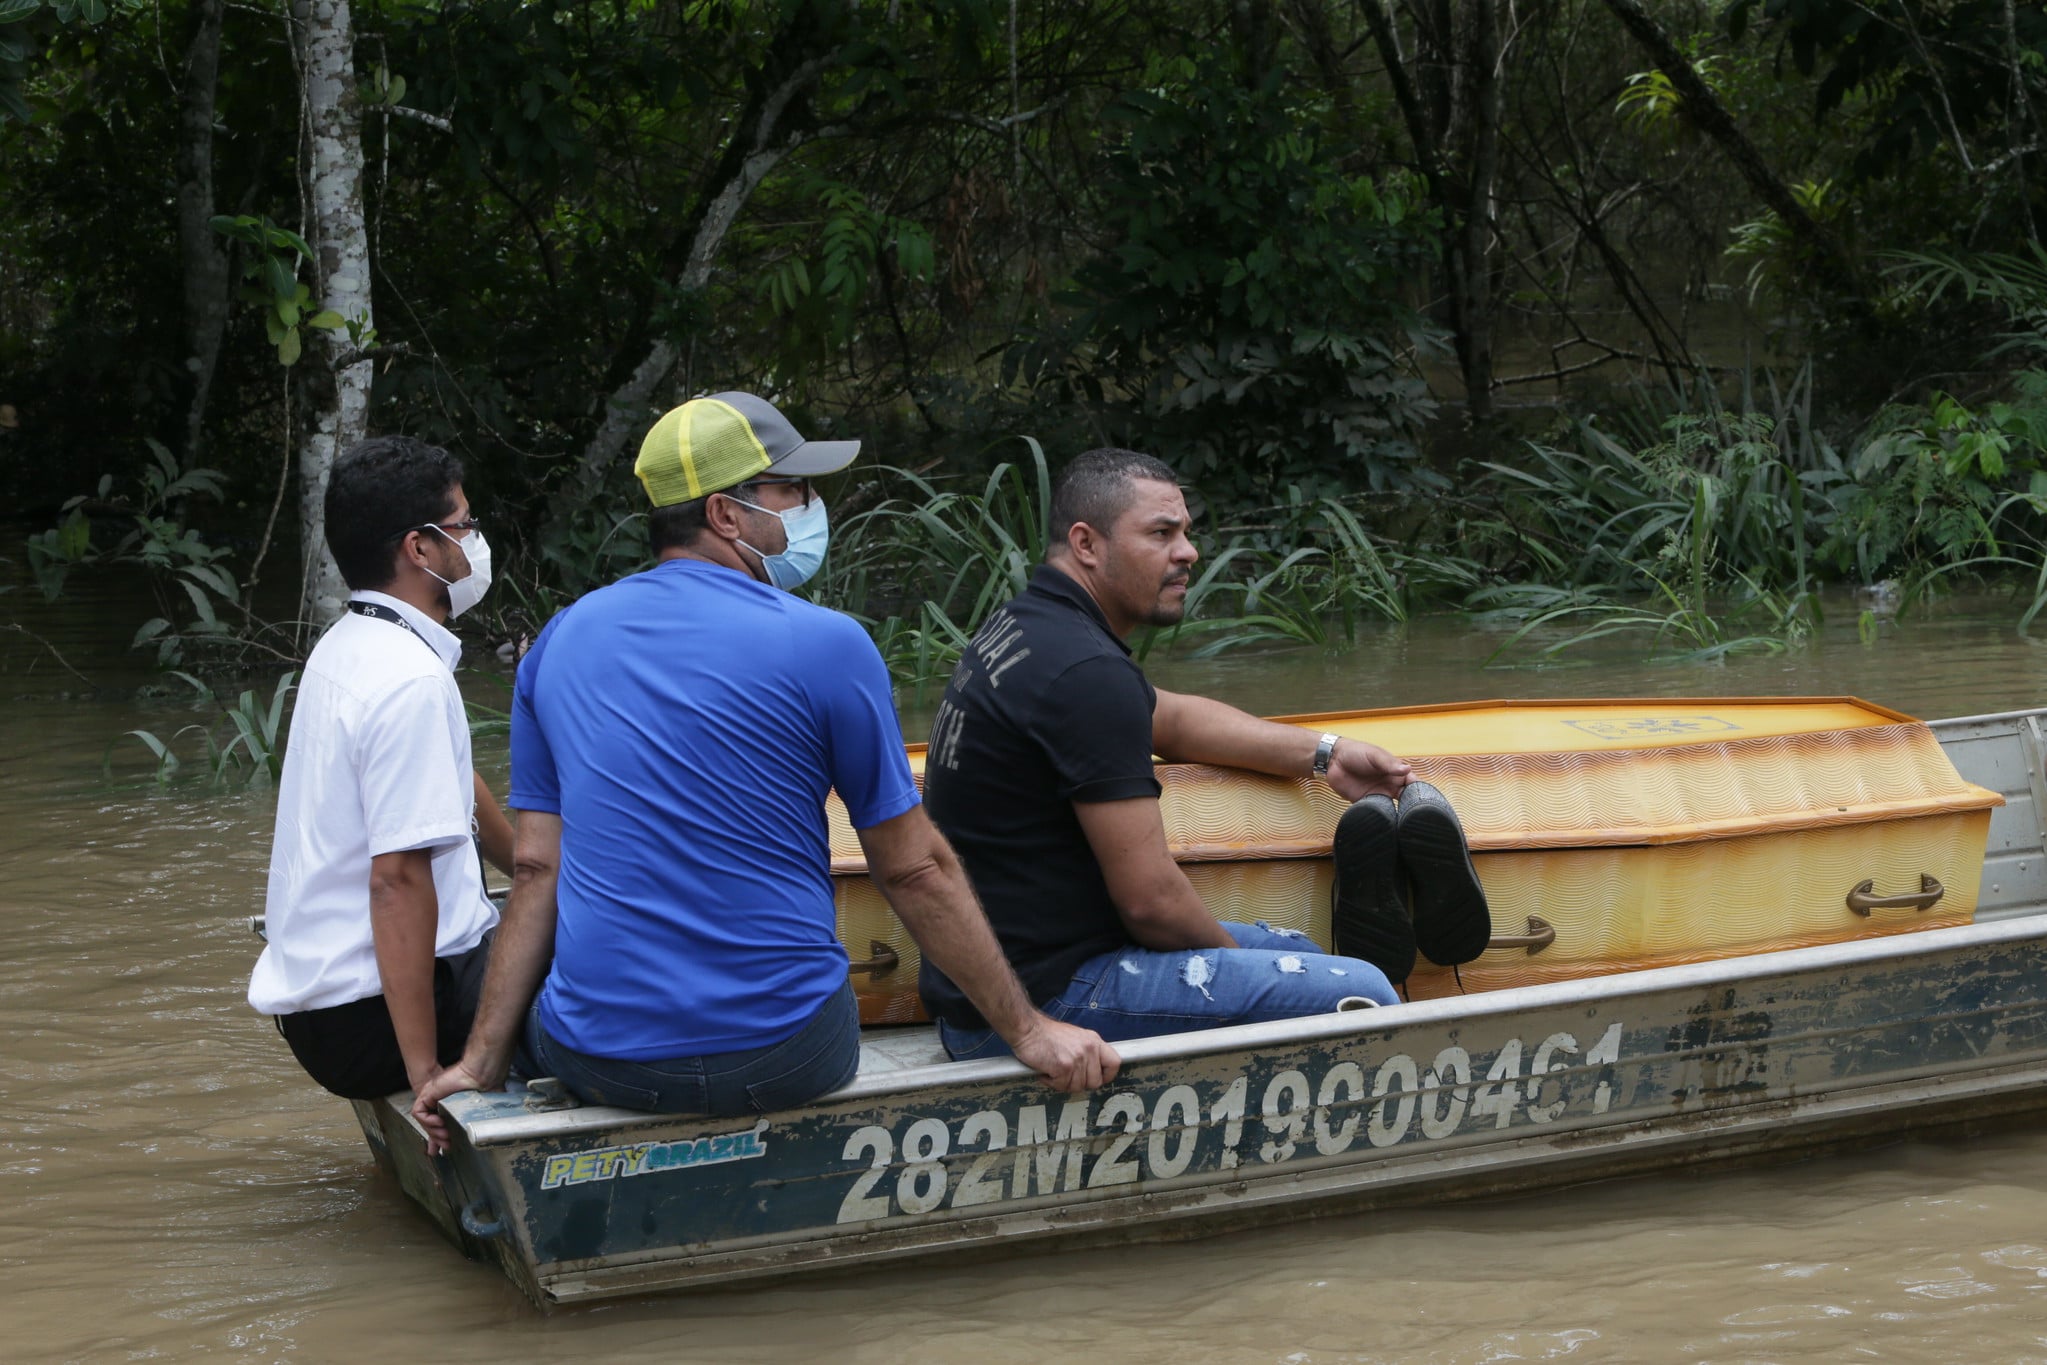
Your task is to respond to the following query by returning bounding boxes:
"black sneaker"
[1398,781,1492,966]
[1330,794,1413,985]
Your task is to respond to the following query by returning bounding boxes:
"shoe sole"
[1330,797,1414,985]
[1400,786,1492,966]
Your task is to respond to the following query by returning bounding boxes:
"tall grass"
[818,445,1446,684]
[107,671,298,788]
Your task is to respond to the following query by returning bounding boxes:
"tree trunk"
[175,0,229,462]
[1359,0,1503,424]
[569,138,805,500]
[290,0,372,633]
[569,48,839,496]
[1447,0,1499,424]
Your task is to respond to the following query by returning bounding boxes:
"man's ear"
[1066,520,1105,569]
[395,527,433,576]
[702,492,746,542]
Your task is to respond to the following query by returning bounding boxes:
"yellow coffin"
[829,698,2002,1022]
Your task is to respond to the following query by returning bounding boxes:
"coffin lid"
[826,697,2005,872]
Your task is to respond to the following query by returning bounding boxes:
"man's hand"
[409,1059,499,1155]
[1007,1015,1121,1093]
[1326,739,1412,802]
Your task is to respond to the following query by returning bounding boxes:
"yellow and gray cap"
[634,392,861,508]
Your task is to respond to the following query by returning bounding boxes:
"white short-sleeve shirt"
[248,590,498,1015]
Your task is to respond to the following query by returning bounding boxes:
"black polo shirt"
[919,564,1161,1029]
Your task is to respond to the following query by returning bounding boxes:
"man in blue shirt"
[415,394,1116,1142]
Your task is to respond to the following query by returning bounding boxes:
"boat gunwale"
[1259,693,1921,729]
[883,695,1922,761]
[446,913,2047,1147]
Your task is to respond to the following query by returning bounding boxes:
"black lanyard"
[346,600,439,659]
[347,598,486,881]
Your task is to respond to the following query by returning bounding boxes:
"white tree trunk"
[290,0,372,633]
[571,139,802,497]
[570,51,837,494]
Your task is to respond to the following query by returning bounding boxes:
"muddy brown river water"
[9,575,2047,1361]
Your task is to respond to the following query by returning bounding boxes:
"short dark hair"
[1048,447,1180,549]
[648,496,713,554]
[324,436,464,590]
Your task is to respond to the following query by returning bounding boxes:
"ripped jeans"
[937,921,1399,1061]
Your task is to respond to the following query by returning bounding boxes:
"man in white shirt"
[249,435,505,1098]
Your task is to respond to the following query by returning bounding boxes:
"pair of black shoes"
[1331,781,1491,986]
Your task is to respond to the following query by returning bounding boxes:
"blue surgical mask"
[730,494,830,590]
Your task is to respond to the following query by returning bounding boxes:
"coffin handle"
[1487,915,1555,955]
[1846,873,1944,917]
[848,941,900,978]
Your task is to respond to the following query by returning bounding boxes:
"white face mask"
[426,526,493,617]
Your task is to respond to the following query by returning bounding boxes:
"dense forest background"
[3,0,2046,697]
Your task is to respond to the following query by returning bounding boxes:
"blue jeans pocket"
[526,1014,665,1111]
[732,983,861,1112]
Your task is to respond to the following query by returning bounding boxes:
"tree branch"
[384,103,451,133]
[1597,0,1862,299]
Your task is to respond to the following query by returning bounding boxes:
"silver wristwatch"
[1311,732,1341,777]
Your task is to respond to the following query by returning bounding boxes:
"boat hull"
[361,915,2047,1305]
[350,706,2047,1306]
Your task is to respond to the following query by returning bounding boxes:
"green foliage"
[1033,51,1445,505]
[25,438,241,667]
[815,437,1054,688]
[1823,375,2047,590]
[531,493,649,600]
[1615,54,1722,136]
[1726,0,2047,183]
[1477,364,2047,659]
[1482,371,1839,607]
[1480,575,1804,669]
[210,214,357,365]
[1149,497,1419,660]
[757,178,937,367]
[107,670,295,788]
[1885,243,2047,358]
[0,0,140,124]
[818,435,1485,684]
[1726,179,1840,302]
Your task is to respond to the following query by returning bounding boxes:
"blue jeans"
[939,921,1398,1060]
[525,980,861,1116]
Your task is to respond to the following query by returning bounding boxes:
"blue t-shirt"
[511,557,919,1060]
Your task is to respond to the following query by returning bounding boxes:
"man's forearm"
[1119,867,1237,951]
[1152,689,1317,775]
[459,858,558,1084]
[472,771,516,876]
[369,851,442,1089]
[881,852,1040,1039]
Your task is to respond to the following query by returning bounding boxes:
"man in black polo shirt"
[920,448,1491,1058]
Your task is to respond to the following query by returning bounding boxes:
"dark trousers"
[275,930,494,1099]
[524,979,861,1117]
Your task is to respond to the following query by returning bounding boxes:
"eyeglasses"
[385,517,482,542]
[732,477,813,509]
